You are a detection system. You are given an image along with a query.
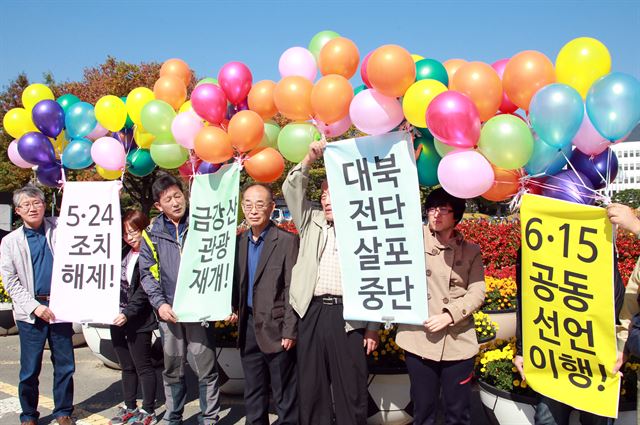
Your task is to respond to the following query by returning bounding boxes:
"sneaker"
[109,406,138,425]
[129,409,157,425]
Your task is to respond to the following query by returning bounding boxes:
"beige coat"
[617,256,640,351]
[396,226,486,361]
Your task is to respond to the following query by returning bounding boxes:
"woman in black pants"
[109,210,158,425]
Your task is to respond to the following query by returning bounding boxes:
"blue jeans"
[16,319,75,422]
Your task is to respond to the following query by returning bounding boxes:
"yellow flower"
[513,379,520,387]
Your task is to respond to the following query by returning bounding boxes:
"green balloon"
[433,138,455,157]
[140,100,176,136]
[150,135,189,169]
[127,148,156,177]
[354,84,367,96]
[197,77,218,87]
[308,30,340,60]
[258,120,281,149]
[478,115,534,170]
[415,59,449,86]
[415,137,441,187]
[278,123,320,163]
[121,96,134,129]
[57,94,80,115]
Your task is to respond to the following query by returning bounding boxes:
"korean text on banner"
[521,194,619,418]
[173,163,240,322]
[324,131,428,326]
[50,181,122,324]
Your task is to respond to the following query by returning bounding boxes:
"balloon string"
[234,152,247,171]
[309,117,328,144]
[560,150,603,198]
[524,177,607,203]
[59,153,67,188]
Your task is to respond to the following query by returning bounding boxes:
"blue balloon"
[586,72,640,141]
[529,83,584,149]
[62,138,93,169]
[65,102,96,139]
[32,99,65,138]
[17,132,56,166]
[524,135,572,177]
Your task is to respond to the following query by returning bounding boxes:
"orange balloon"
[273,76,314,121]
[311,75,354,124]
[482,166,522,201]
[244,147,285,183]
[503,50,555,111]
[443,59,467,83]
[228,110,264,153]
[318,37,360,79]
[194,126,234,164]
[367,45,416,97]
[450,62,503,122]
[160,58,192,88]
[248,80,278,120]
[153,76,187,110]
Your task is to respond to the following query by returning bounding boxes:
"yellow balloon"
[95,95,127,132]
[178,100,193,114]
[411,54,425,63]
[402,80,448,128]
[3,108,38,138]
[134,125,155,149]
[22,84,54,111]
[126,87,155,126]
[96,165,123,180]
[556,37,611,99]
[51,133,69,155]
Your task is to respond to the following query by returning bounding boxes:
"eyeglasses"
[18,201,44,211]
[427,207,453,215]
[124,229,141,238]
[241,201,272,212]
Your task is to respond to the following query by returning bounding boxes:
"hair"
[13,185,45,207]
[241,183,274,202]
[152,173,183,202]
[123,210,150,232]
[425,187,466,225]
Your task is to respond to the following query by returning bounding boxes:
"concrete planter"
[0,302,18,336]
[484,309,517,340]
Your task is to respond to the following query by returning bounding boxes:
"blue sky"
[1,0,638,87]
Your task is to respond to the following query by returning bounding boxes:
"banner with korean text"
[173,163,240,322]
[50,181,122,324]
[521,194,619,418]
[325,131,428,325]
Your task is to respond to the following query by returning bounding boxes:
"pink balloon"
[572,105,614,156]
[191,84,227,124]
[316,115,352,138]
[360,51,373,88]
[426,91,481,148]
[171,110,203,149]
[91,136,126,171]
[86,122,109,141]
[491,59,519,114]
[279,47,317,81]
[218,62,253,105]
[8,140,34,168]
[437,150,495,198]
[349,89,404,135]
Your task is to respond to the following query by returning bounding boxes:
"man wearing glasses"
[0,185,76,425]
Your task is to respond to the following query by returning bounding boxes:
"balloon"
[65,102,96,139]
[367,45,416,97]
[153,76,187,111]
[316,115,352,138]
[360,51,372,88]
[7,140,34,168]
[586,72,640,141]
[415,137,441,187]
[482,166,522,202]
[411,54,424,63]
[197,160,221,175]
[178,157,199,180]
[248,80,278,120]
[318,37,360,79]
[196,77,218,87]
[503,50,556,111]
[22,84,54,111]
[277,123,320,163]
[244,147,285,183]
[121,97,134,129]
[95,95,127,132]
[57,94,80,114]
[31,100,64,138]
[127,148,156,177]
[171,110,204,149]
[218,62,253,105]
[126,87,155,126]
[570,148,619,190]
[191,83,227,124]
[349,89,404,136]
[51,132,69,154]
[425,91,481,148]
[3,107,38,139]
[273,76,314,121]
[228,110,264,152]
[258,120,281,149]
[279,47,317,81]
[160,58,192,88]
[311,74,353,124]
[354,84,367,96]
[140,100,176,136]
[96,165,123,180]
[134,125,155,149]
[415,59,449,86]
[308,30,340,60]
[542,170,595,205]
[178,100,193,114]
[402,79,448,128]
[36,162,63,188]
[443,59,467,83]
[556,37,611,99]
[91,137,126,170]
[437,150,495,198]
[194,126,234,164]
[115,128,135,151]
[450,61,502,122]
[572,106,611,155]
[18,132,56,166]
[150,135,189,169]
[433,138,456,157]
[477,114,534,169]
[529,83,584,149]
[86,122,109,141]
[62,138,93,169]
[491,59,519,114]
[524,135,572,177]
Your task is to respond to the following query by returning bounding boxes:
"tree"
[613,189,640,209]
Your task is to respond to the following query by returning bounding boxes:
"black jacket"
[120,245,157,334]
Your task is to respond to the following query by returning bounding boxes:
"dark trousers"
[240,313,297,425]
[297,300,369,425]
[534,396,614,425]
[404,352,475,425]
[110,325,157,413]
[16,319,75,423]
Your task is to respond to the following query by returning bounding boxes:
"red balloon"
[191,84,227,124]
[218,62,253,105]
[360,51,372,88]
[425,91,481,148]
[491,59,519,114]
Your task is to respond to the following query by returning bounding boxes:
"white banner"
[50,181,122,324]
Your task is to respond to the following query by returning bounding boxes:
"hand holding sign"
[34,305,56,323]
[158,303,178,323]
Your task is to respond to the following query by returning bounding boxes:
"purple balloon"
[570,148,619,190]
[36,162,63,188]
[542,170,595,205]
[226,99,250,120]
[197,160,221,174]
[17,132,56,166]
[32,100,65,138]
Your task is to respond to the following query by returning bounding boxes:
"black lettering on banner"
[190,263,230,294]
[343,158,372,191]
[86,264,107,290]
[209,263,229,292]
[560,270,593,312]
[533,306,561,345]
[199,238,214,263]
[358,277,384,310]
[372,154,400,188]
[529,262,557,302]
[69,235,92,256]
[354,237,382,270]
[563,318,596,356]
[378,194,406,229]
[67,205,80,227]
[559,353,593,389]
[92,233,111,258]
[226,198,238,225]
[387,276,414,310]
[190,267,210,294]
[349,197,378,231]
[214,231,231,260]
[61,264,84,289]
[384,237,412,265]
[530,345,559,379]
[193,207,213,232]
[525,218,543,251]
[211,203,226,231]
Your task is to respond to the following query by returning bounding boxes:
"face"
[320,180,333,222]
[15,195,45,229]
[123,222,142,251]
[242,186,274,230]
[427,204,456,233]
[154,185,186,223]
